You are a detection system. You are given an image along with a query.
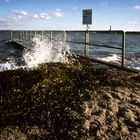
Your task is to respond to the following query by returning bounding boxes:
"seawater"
[0,30,140,71]
[0,31,70,71]
[67,31,140,70]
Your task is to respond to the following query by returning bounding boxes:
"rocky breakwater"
[0,57,140,139]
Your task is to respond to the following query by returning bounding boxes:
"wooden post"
[122,31,125,67]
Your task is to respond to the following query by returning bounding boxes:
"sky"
[0,0,140,31]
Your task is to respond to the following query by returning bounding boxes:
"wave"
[0,35,71,71]
[97,54,121,63]
[23,35,70,68]
[0,62,21,71]
[97,54,140,70]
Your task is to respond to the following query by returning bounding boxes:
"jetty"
[0,30,140,140]
[0,30,140,73]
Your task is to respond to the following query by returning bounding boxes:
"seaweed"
[0,57,140,139]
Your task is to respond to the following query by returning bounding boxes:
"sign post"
[82,9,92,57]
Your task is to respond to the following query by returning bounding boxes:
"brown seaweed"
[0,57,140,139]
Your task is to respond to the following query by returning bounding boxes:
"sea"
[0,30,140,71]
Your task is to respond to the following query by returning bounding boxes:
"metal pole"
[109,25,112,31]
[84,26,89,57]
[63,31,67,51]
[122,31,125,67]
[50,31,52,43]
[25,31,27,40]
[19,32,22,39]
[10,31,13,40]
[35,31,36,37]
[29,32,31,40]
[23,31,25,40]
[41,31,44,36]
[86,24,89,31]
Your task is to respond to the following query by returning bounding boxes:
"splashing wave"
[0,35,71,71]
[23,35,70,68]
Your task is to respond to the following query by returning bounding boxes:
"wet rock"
[121,125,130,135]
[0,57,140,139]
[0,127,27,140]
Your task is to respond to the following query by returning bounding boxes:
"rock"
[0,56,140,139]
[121,125,130,135]
[0,127,27,140]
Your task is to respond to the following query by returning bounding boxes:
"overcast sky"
[0,0,140,30]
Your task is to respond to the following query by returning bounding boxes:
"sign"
[82,9,92,25]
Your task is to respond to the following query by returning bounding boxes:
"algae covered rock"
[0,57,140,139]
[0,61,93,139]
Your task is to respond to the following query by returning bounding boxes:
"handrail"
[66,41,122,50]
[1,30,140,72]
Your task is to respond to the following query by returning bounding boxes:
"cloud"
[12,9,64,19]
[30,13,50,19]
[134,5,140,10]
[51,9,64,17]
[5,0,10,2]
[100,1,109,6]
[0,10,27,26]
[12,10,28,16]
[0,9,64,26]
[72,7,78,10]
[128,20,138,25]
[0,15,22,26]
[29,9,63,19]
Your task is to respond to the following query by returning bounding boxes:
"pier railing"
[0,30,139,72]
[65,30,125,68]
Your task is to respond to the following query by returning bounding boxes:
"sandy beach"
[0,57,140,139]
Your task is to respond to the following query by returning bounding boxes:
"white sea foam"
[125,57,140,70]
[98,54,121,63]
[0,62,18,71]
[97,54,140,70]
[23,35,70,68]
